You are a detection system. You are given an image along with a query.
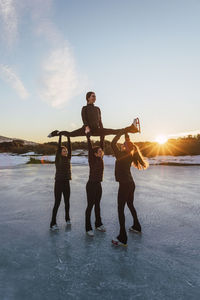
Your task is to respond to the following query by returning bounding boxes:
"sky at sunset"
[0,0,200,143]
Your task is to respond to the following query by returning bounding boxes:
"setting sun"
[155,135,168,144]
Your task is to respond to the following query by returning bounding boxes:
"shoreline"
[1,162,200,171]
[1,152,200,169]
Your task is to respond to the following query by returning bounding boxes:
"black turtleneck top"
[81,103,103,129]
[87,136,104,182]
[55,135,72,181]
[111,131,134,183]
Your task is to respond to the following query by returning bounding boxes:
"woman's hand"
[85,126,90,134]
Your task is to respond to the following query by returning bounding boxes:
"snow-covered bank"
[0,153,30,168]
[0,135,37,145]
[1,152,200,168]
[148,155,200,165]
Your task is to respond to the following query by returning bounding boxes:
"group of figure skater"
[48,91,148,246]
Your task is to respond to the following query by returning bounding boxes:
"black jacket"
[55,135,72,181]
[87,136,104,182]
[81,104,103,129]
[111,131,134,183]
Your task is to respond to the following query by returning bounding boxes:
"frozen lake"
[0,165,200,300]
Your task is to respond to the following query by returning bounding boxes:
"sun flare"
[155,135,168,144]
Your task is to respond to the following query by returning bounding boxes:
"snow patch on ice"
[1,153,200,168]
[20,152,38,156]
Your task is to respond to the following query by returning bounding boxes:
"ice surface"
[0,164,200,300]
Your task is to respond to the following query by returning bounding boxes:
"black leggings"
[85,181,103,231]
[62,126,128,147]
[117,181,140,244]
[50,180,70,226]
[67,126,124,137]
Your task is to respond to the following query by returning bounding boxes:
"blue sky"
[0,0,200,143]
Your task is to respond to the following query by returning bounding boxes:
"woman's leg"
[85,181,95,232]
[94,182,103,228]
[50,181,62,226]
[63,180,70,221]
[126,181,141,230]
[62,126,123,138]
[64,126,85,137]
[91,123,139,136]
[60,122,138,138]
[117,182,128,244]
[90,128,124,136]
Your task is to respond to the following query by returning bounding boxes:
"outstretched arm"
[67,136,72,159]
[111,130,124,159]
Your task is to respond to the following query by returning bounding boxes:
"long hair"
[124,140,149,170]
[132,144,149,170]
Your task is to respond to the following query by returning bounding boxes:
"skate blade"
[112,240,127,247]
[129,228,141,234]
[50,227,59,231]
[95,228,106,232]
[136,117,141,133]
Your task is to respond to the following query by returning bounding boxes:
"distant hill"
[0,134,200,156]
[0,135,37,145]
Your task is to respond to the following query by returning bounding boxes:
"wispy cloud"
[0,0,18,47]
[0,0,87,107]
[34,13,87,108]
[0,65,29,99]
[40,46,82,108]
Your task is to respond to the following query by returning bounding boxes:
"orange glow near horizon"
[155,135,168,145]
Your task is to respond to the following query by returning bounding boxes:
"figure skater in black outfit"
[48,92,140,140]
[85,135,106,236]
[111,131,149,246]
[50,132,72,230]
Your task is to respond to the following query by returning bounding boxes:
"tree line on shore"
[0,135,200,157]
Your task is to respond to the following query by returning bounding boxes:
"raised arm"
[86,134,94,163]
[100,136,104,151]
[55,134,62,163]
[67,136,72,159]
[111,131,124,159]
